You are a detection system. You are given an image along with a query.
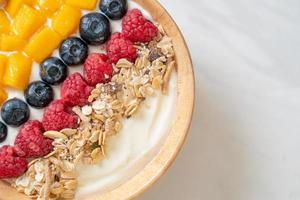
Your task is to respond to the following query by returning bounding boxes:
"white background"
[140,0,300,199]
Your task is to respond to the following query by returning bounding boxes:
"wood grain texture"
[0,0,195,199]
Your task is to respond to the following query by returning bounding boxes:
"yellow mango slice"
[11,5,46,39]
[0,10,10,33]
[65,0,97,10]
[24,27,63,62]
[5,0,36,17]
[0,87,7,105]
[37,0,63,16]
[3,53,32,90]
[0,34,26,51]
[51,5,81,37]
[0,0,6,6]
[0,54,7,84]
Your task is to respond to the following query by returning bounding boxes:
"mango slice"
[0,10,10,33]
[65,0,97,10]
[51,5,81,37]
[11,5,46,39]
[0,87,7,105]
[0,34,26,51]
[37,0,63,16]
[24,27,63,62]
[0,54,7,85]
[3,53,32,90]
[5,0,36,17]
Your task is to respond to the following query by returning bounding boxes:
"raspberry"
[0,145,28,179]
[61,73,93,106]
[0,145,15,156]
[107,33,137,64]
[14,120,53,158]
[83,53,113,86]
[122,9,158,43]
[42,100,79,131]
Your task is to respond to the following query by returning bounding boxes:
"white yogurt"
[76,71,176,197]
[1,0,178,196]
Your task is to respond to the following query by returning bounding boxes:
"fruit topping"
[59,37,88,66]
[0,34,26,51]
[100,0,127,20]
[0,122,7,143]
[51,4,81,38]
[65,0,98,10]
[11,5,46,39]
[40,57,68,85]
[24,81,54,108]
[25,27,63,63]
[0,54,7,84]
[0,10,10,33]
[14,120,53,158]
[106,32,137,64]
[3,52,32,90]
[1,98,30,127]
[0,88,7,106]
[61,73,93,106]
[0,145,28,179]
[37,0,63,16]
[42,99,79,131]
[122,9,158,43]
[5,0,36,17]
[83,53,113,86]
[0,145,14,157]
[80,12,111,45]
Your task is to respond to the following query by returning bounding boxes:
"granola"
[13,25,175,200]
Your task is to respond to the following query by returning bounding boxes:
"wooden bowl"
[0,0,195,199]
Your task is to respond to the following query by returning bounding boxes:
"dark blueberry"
[24,81,54,108]
[1,98,30,127]
[80,12,111,45]
[100,0,127,20]
[40,57,68,85]
[59,37,88,66]
[0,122,7,143]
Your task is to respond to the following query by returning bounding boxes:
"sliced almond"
[64,180,77,190]
[60,190,75,199]
[61,171,78,180]
[152,75,163,90]
[50,185,64,195]
[60,128,77,137]
[162,60,175,94]
[89,130,100,143]
[116,59,133,68]
[44,131,68,140]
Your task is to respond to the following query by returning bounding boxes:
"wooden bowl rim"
[0,0,195,199]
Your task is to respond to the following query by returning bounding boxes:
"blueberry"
[80,13,111,45]
[1,98,30,127]
[0,122,7,143]
[40,57,68,85]
[100,0,127,20]
[59,37,88,66]
[25,81,54,108]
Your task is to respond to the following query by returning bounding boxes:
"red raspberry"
[83,53,113,86]
[42,100,79,131]
[0,145,15,156]
[107,32,137,64]
[61,73,93,106]
[122,9,158,43]
[0,145,28,179]
[14,120,53,158]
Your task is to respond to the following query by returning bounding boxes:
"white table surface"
[140,0,300,199]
